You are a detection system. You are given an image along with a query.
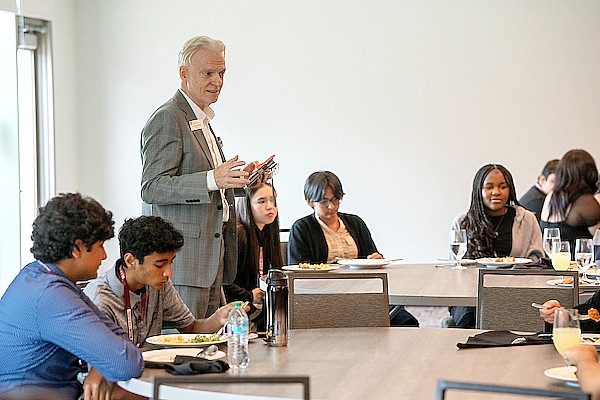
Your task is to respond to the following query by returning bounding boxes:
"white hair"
[177,36,225,67]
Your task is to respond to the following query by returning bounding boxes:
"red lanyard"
[118,265,147,344]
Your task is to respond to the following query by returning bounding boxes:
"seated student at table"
[540,149,600,251]
[0,193,143,400]
[565,345,600,399]
[288,170,418,326]
[519,159,559,222]
[84,216,231,347]
[445,164,544,328]
[223,182,282,331]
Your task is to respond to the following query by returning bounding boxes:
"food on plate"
[494,256,516,263]
[588,308,600,322]
[557,278,600,286]
[298,263,329,269]
[156,333,221,344]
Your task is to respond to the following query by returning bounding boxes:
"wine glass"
[448,229,467,270]
[575,238,593,281]
[552,308,581,365]
[551,241,571,271]
[543,228,561,258]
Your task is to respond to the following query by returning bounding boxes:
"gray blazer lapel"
[173,91,215,169]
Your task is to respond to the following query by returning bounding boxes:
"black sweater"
[287,212,379,265]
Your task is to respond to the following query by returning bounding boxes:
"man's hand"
[367,252,384,259]
[214,156,251,189]
[252,287,265,306]
[83,368,113,400]
[539,300,561,324]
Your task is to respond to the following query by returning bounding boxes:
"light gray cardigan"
[451,206,544,261]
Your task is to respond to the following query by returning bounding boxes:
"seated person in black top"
[519,159,559,222]
[288,171,418,326]
[541,149,600,253]
[223,182,282,331]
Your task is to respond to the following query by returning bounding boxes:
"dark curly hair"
[30,193,115,263]
[460,164,518,258]
[548,149,598,220]
[118,216,184,264]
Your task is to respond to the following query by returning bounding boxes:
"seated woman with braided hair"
[442,164,543,328]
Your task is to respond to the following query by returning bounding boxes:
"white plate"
[475,258,532,268]
[544,366,578,384]
[585,268,600,279]
[143,348,226,367]
[546,279,600,289]
[145,333,227,347]
[336,259,394,269]
[282,264,340,272]
[581,334,600,346]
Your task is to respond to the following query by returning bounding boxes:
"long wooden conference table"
[119,327,583,399]
[321,262,597,307]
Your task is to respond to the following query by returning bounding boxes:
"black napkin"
[457,330,553,349]
[164,356,230,375]
[512,258,553,269]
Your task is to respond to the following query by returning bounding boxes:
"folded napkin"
[512,258,553,270]
[457,330,553,349]
[164,356,229,375]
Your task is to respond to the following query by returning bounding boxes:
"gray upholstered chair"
[476,269,579,332]
[435,380,589,399]
[288,272,390,329]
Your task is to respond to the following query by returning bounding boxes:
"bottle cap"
[266,269,288,286]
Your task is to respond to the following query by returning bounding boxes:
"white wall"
[6,0,600,268]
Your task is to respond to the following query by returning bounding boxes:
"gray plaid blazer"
[140,91,237,288]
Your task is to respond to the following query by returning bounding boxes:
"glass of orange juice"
[551,241,571,271]
[553,308,580,365]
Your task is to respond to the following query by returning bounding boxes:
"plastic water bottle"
[227,301,250,369]
[593,229,600,268]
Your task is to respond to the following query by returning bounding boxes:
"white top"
[315,214,358,263]
[179,89,229,222]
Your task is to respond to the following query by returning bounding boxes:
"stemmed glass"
[543,228,561,258]
[575,238,593,281]
[551,241,571,271]
[448,229,467,270]
[552,308,581,365]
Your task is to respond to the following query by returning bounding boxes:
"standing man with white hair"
[141,36,254,318]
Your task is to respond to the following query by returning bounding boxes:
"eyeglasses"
[316,198,341,207]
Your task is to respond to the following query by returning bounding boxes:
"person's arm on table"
[180,303,233,334]
[41,284,143,382]
[566,345,600,399]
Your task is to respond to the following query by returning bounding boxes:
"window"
[0,12,54,296]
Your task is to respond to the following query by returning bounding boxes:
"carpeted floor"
[405,306,449,328]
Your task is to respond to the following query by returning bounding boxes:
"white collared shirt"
[315,213,359,263]
[180,89,229,222]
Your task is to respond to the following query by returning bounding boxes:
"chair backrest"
[435,380,590,400]
[153,375,310,400]
[288,272,390,329]
[476,269,579,331]
[280,228,290,266]
[280,241,288,266]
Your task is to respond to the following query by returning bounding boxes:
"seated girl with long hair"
[446,164,543,328]
[541,149,600,250]
[223,182,282,331]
